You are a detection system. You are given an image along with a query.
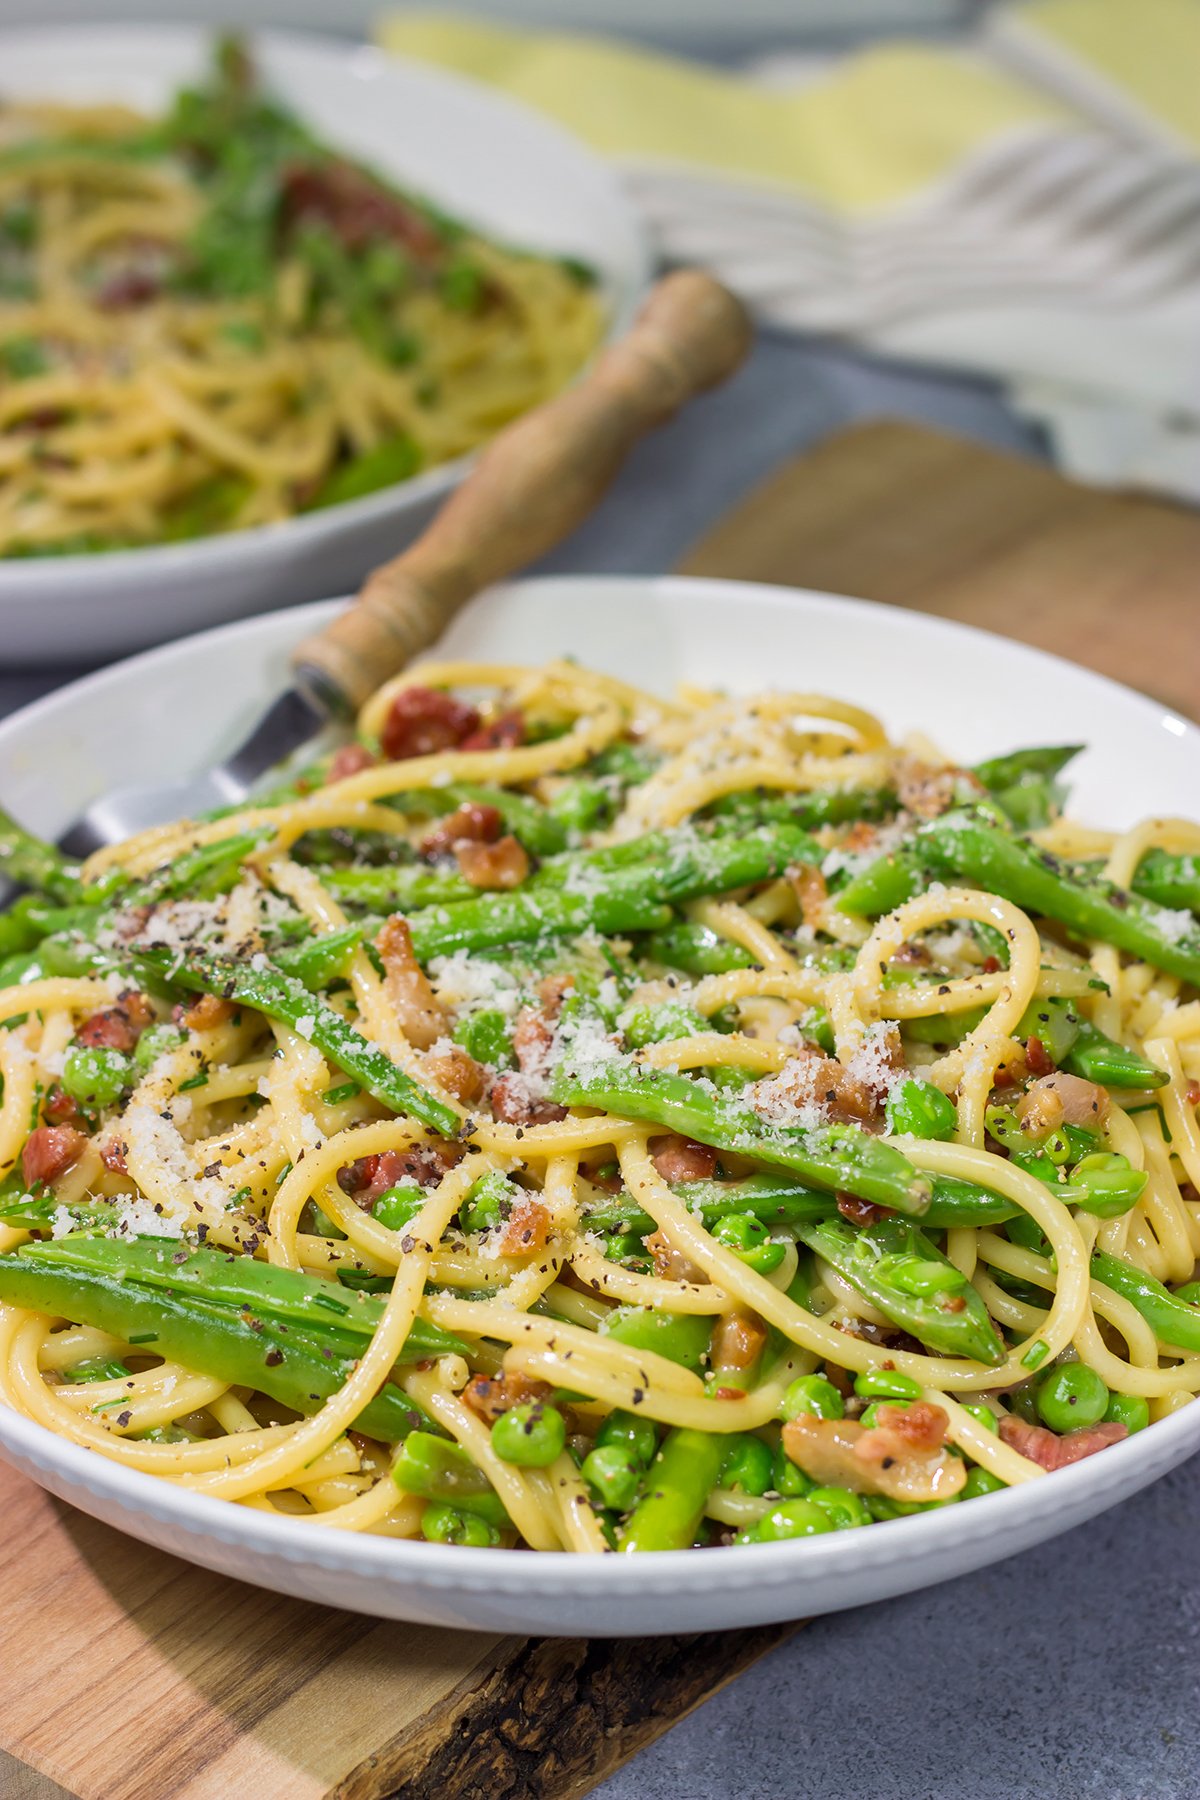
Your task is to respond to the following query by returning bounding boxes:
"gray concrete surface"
[6,333,1187,1800]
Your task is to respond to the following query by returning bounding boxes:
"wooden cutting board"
[3,421,1199,1800]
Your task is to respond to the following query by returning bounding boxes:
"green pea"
[753,1499,836,1541]
[1036,1361,1110,1432]
[710,1212,786,1275]
[961,1402,998,1432]
[132,1023,185,1071]
[596,1409,659,1467]
[1104,1392,1150,1435]
[885,1078,958,1142]
[772,1445,813,1497]
[807,1485,872,1529]
[600,1306,713,1373]
[719,1434,774,1497]
[887,1255,967,1297]
[581,1444,642,1511]
[453,1008,514,1069]
[961,1467,1006,1500]
[780,1374,844,1422]
[61,1044,131,1108]
[854,1367,922,1403]
[857,1402,882,1429]
[421,1502,501,1547]
[604,1231,650,1266]
[1067,1151,1147,1219]
[491,1401,567,1468]
[459,1170,516,1234]
[368,1185,424,1232]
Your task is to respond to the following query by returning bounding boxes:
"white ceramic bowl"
[0,27,649,665]
[1,575,1197,1636]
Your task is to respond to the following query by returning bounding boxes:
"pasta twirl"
[1,662,1199,1552]
[0,38,604,560]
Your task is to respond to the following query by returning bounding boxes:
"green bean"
[1062,1021,1167,1089]
[129,945,459,1137]
[0,1247,430,1440]
[918,810,1200,985]
[304,433,421,509]
[392,1432,510,1526]
[1128,848,1200,914]
[121,830,273,909]
[1091,1251,1200,1352]
[320,865,477,910]
[552,1057,931,1215]
[0,805,81,902]
[834,851,925,918]
[704,786,897,833]
[274,924,362,989]
[599,1305,713,1374]
[636,922,756,976]
[797,1216,1005,1364]
[31,1237,467,1358]
[618,1427,726,1552]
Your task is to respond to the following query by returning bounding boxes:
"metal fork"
[43,271,750,862]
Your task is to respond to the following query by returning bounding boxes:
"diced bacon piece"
[280,161,444,260]
[895,758,982,819]
[380,686,480,762]
[43,1084,83,1128]
[23,1125,87,1189]
[1186,1081,1200,1108]
[421,802,504,857]
[782,1407,965,1503]
[182,994,236,1033]
[424,1046,485,1105]
[513,1006,553,1077]
[98,1136,129,1175]
[855,1401,949,1460]
[498,1192,551,1254]
[710,1311,767,1372]
[1025,1035,1056,1078]
[787,863,828,932]
[337,1143,460,1206]
[645,1229,707,1285]
[461,1370,552,1423]
[489,1073,567,1126]
[76,992,154,1052]
[999,1414,1126,1471]
[843,821,879,853]
[650,1134,718,1184]
[456,835,529,890]
[1019,1071,1110,1135]
[95,268,162,311]
[328,743,377,783]
[460,711,526,752]
[377,914,447,1050]
[537,974,575,1017]
[837,1193,892,1227]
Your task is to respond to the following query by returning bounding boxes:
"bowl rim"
[0,22,651,594]
[2,569,1198,1593]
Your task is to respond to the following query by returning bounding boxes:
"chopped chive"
[276,1161,293,1185]
[177,1071,209,1092]
[1021,1339,1050,1370]
[312,1292,351,1314]
[228,1185,253,1208]
[128,1331,159,1345]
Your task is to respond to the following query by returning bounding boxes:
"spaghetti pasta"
[1,660,1199,1551]
[0,38,604,559]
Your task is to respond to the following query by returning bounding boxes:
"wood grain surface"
[2,420,1197,1800]
[679,420,1200,720]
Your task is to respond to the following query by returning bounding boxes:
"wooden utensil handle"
[291,270,752,712]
